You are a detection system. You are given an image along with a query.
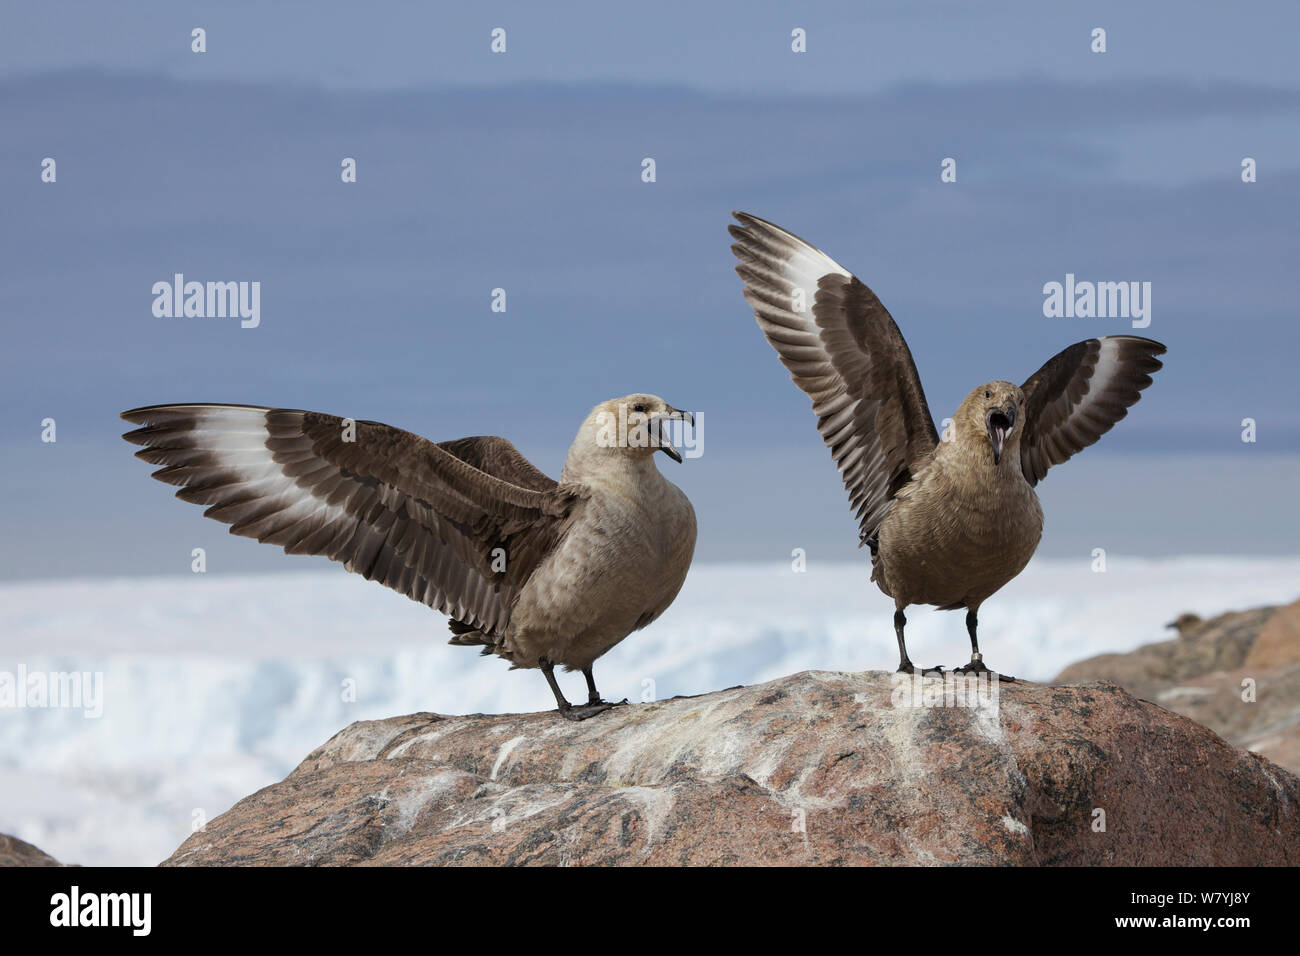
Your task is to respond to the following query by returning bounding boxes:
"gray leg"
[539,657,573,711]
[582,667,601,706]
[894,609,914,673]
[540,658,624,722]
[954,610,1014,679]
[895,605,943,676]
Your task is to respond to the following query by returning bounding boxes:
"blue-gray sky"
[2,1,1298,579]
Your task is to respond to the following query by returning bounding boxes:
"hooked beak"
[655,406,693,464]
[986,405,1016,466]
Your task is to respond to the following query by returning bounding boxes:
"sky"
[1,1,1298,579]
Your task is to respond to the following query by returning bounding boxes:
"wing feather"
[1018,336,1166,486]
[730,212,939,544]
[121,403,583,638]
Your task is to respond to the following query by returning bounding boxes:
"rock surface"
[0,833,63,867]
[1057,599,1300,774]
[164,669,1300,866]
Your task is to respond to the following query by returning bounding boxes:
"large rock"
[0,833,63,867]
[164,670,1300,866]
[1245,599,1300,671]
[1057,600,1300,774]
[1054,606,1276,702]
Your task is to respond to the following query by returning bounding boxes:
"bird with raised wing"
[122,395,697,719]
[730,212,1165,677]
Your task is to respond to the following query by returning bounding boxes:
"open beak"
[655,406,693,464]
[986,405,1016,466]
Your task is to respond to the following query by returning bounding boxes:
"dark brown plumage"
[122,397,697,718]
[1018,336,1165,486]
[730,211,1166,675]
[123,405,580,639]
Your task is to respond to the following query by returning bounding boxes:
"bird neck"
[937,435,1025,481]
[561,445,664,493]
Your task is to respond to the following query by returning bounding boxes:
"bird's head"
[571,394,693,468]
[955,381,1025,467]
[1165,612,1203,636]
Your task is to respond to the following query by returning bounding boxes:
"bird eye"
[984,390,990,399]
[632,403,647,413]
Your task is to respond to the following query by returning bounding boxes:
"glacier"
[1,555,1297,866]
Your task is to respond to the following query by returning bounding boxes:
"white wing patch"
[775,227,852,316]
[1066,337,1125,435]
[188,406,353,531]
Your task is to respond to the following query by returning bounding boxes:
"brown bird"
[121,396,697,719]
[1166,613,1204,637]
[730,212,1165,676]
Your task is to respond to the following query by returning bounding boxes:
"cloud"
[2,71,1296,572]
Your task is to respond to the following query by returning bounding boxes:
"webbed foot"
[953,659,1015,681]
[559,698,629,721]
[897,661,945,677]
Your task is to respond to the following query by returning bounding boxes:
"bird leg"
[582,667,630,714]
[894,608,944,677]
[894,609,913,672]
[582,667,603,705]
[954,610,1015,680]
[539,658,623,721]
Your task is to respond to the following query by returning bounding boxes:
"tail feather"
[447,617,494,648]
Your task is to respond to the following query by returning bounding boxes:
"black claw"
[898,661,945,677]
[559,699,626,722]
[953,660,1016,681]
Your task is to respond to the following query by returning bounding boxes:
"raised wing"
[121,404,583,637]
[730,212,940,545]
[436,435,558,493]
[1019,336,1166,486]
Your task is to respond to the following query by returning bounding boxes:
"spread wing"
[435,435,559,493]
[121,404,583,638]
[1019,336,1166,486]
[730,211,940,545]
